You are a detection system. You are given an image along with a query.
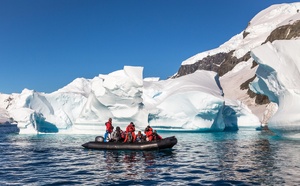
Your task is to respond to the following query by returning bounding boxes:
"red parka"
[124,122,136,142]
[105,118,113,133]
[144,126,154,141]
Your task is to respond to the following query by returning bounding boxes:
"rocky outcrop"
[217,51,251,76]
[263,20,300,44]
[174,51,252,78]
[173,52,229,78]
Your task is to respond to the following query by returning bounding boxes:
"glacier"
[251,40,300,138]
[0,66,260,134]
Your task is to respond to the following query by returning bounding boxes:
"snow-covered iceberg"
[0,66,148,134]
[143,70,260,131]
[251,40,300,137]
[143,70,226,131]
[0,66,261,134]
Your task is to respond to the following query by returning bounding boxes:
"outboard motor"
[95,136,104,142]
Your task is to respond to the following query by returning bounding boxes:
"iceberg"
[0,66,261,134]
[143,70,260,131]
[143,70,226,131]
[251,40,300,137]
[0,66,149,134]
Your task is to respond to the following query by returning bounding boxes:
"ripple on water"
[1,131,300,185]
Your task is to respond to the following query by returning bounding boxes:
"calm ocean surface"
[1,129,300,186]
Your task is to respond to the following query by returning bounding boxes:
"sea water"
[1,129,300,185]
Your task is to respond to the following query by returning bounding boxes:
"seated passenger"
[111,126,123,142]
[120,129,126,141]
[144,125,154,141]
[124,122,136,143]
[136,131,146,142]
[153,130,163,140]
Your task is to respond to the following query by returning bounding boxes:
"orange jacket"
[126,123,135,133]
[105,121,113,133]
[145,127,153,141]
[123,123,136,142]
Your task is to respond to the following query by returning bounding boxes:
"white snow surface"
[251,40,300,137]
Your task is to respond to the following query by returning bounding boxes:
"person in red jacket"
[153,130,163,140]
[105,118,114,133]
[144,125,154,141]
[104,118,114,142]
[124,122,136,142]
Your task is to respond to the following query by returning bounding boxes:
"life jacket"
[126,123,135,133]
[145,127,153,136]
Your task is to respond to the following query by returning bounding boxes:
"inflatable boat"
[82,136,177,151]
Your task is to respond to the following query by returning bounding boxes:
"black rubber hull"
[82,136,177,151]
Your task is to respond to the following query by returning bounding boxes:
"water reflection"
[102,150,175,180]
[202,132,285,185]
[171,131,288,185]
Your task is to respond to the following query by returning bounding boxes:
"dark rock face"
[243,31,250,39]
[240,75,270,105]
[173,52,229,78]
[255,93,270,105]
[240,75,256,90]
[218,51,251,76]
[263,20,300,44]
[174,51,251,78]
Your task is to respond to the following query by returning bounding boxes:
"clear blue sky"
[0,0,297,94]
